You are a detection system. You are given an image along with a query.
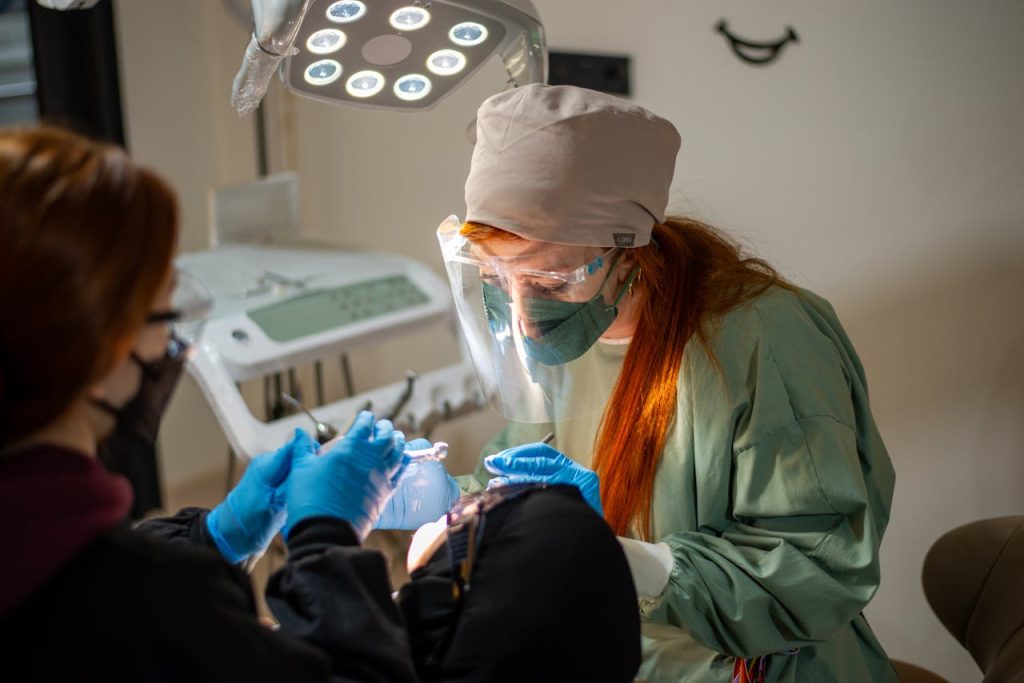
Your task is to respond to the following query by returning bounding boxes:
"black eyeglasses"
[147,270,214,345]
[146,310,182,325]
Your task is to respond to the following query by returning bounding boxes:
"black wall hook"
[716,20,799,66]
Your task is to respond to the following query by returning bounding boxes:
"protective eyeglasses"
[145,270,213,357]
[437,214,620,291]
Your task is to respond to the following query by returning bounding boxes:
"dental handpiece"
[405,441,448,462]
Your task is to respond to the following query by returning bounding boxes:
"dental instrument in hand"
[280,392,338,444]
[483,432,553,463]
[405,441,449,462]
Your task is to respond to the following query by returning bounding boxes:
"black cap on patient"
[397,485,641,683]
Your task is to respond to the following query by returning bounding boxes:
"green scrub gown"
[457,286,898,682]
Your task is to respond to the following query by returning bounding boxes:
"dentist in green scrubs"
[389,84,898,683]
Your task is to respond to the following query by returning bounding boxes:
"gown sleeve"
[652,295,894,659]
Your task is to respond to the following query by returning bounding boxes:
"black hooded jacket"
[0,445,418,682]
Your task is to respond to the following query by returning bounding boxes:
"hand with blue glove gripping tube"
[484,442,603,516]
[206,428,315,564]
[283,411,407,541]
[375,438,461,530]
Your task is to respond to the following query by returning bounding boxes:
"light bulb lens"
[394,74,432,101]
[346,70,386,98]
[304,60,342,86]
[306,29,346,55]
[389,6,430,31]
[427,49,466,76]
[449,22,487,47]
[326,1,366,24]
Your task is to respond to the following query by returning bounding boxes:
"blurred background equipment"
[179,172,487,460]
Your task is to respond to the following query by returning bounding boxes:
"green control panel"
[247,275,430,343]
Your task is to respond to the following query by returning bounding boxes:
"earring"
[629,269,642,297]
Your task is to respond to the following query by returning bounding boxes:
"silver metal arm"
[231,0,313,116]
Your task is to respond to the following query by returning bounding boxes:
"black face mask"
[91,339,187,445]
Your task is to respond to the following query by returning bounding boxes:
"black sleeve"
[130,517,418,682]
[267,517,419,683]
[135,506,220,551]
[144,543,336,682]
[137,511,417,681]
[97,428,163,519]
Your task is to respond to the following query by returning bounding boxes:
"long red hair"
[462,218,785,539]
[0,127,178,448]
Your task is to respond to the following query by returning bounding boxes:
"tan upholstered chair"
[890,659,950,683]
[922,516,1024,683]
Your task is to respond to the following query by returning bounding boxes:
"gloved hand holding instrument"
[283,411,408,541]
[484,439,603,516]
[375,438,461,530]
[206,428,315,564]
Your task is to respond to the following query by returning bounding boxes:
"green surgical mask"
[482,256,638,366]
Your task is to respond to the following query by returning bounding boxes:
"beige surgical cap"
[464,84,681,248]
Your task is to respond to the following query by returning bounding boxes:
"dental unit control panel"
[178,244,484,460]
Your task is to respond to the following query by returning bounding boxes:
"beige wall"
[116,1,1023,680]
[546,5,1024,680]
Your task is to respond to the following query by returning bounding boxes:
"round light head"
[326,0,366,24]
[394,74,432,101]
[390,6,430,31]
[305,59,343,86]
[346,70,386,98]
[449,21,488,47]
[427,49,466,76]
[306,28,346,55]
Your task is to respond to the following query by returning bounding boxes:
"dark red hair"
[0,127,178,447]
[591,218,785,538]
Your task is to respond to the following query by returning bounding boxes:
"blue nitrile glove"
[206,429,316,564]
[485,442,603,516]
[283,411,407,541]
[375,438,461,530]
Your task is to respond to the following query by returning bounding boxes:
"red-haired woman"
[393,85,898,682]
[0,126,419,681]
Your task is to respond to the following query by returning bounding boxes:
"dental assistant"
[382,84,898,682]
[0,127,418,682]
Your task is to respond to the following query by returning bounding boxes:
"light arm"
[231,0,313,116]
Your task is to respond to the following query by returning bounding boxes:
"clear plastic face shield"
[437,215,637,423]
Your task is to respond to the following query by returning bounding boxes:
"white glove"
[617,537,675,599]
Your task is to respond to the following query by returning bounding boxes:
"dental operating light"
[280,0,546,111]
[39,1,546,114]
[225,0,546,113]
